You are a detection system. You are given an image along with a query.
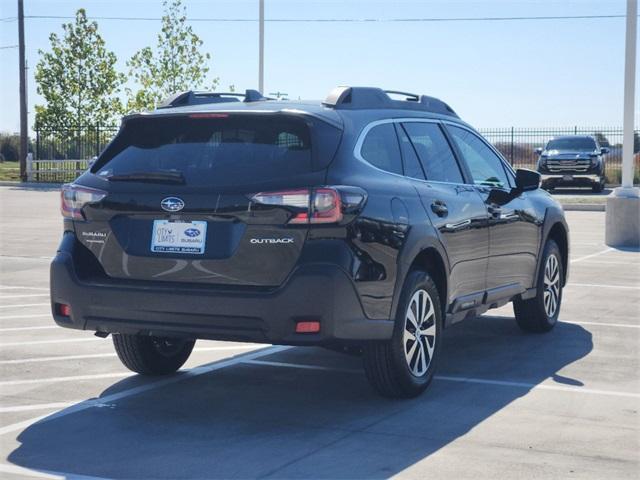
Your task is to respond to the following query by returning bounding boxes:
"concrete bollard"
[605,187,640,247]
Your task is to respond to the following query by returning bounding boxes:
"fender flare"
[536,206,570,287]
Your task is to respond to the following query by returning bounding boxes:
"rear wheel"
[363,270,442,398]
[112,334,195,375]
[514,239,563,333]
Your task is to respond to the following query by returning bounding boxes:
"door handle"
[431,200,448,217]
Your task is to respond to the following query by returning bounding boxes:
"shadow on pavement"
[9,316,592,479]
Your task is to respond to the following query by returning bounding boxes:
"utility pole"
[621,0,637,190]
[18,0,28,182]
[605,0,640,247]
[258,0,264,93]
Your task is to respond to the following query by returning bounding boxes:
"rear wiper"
[107,171,185,184]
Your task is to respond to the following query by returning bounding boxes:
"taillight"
[60,183,107,220]
[251,187,364,225]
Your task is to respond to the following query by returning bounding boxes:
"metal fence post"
[510,127,515,164]
[26,152,33,182]
[95,125,100,158]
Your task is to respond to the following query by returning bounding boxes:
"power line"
[21,14,629,23]
[0,45,19,50]
[0,17,18,22]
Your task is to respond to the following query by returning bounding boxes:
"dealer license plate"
[150,220,207,254]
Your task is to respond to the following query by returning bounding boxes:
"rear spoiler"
[158,89,271,109]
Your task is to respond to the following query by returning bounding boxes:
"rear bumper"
[50,235,393,345]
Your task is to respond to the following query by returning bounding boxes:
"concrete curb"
[561,203,606,212]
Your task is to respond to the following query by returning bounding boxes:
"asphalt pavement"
[0,185,638,479]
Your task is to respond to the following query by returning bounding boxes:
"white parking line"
[0,372,130,387]
[245,359,640,399]
[0,337,102,347]
[567,283,640,290]
[0,463,66,480]
[570,248,613,264]
[0,303,50,309]
[434,375,640,399]
[0,293,49,299]
[0,313,51,320]
[0,402,76,413]
[561,320,639,329]
[0,285,48,291]
[243,359,358,373]
[0,345,288,437]
[0,325,57,332]
[0,345,262,365]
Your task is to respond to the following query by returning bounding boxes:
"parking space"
[0,185,638,479]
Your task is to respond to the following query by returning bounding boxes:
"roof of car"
[127,98,466,130]
[123,87,466,130]
[550,135,595,141]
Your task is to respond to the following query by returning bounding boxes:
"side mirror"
[515,168,540,192]
[534,147,544,155]
[600,147,610,155]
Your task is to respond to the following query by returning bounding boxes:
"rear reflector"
[295,321,320,334]
[56,303,72,317]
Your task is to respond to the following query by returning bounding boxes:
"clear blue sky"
[0,0,638,133]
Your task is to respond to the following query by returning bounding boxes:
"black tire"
[592,180,604,193]
[363,270,442,398]
[514,239,563,333]
[112,334,195,375]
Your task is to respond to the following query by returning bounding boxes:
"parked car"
[535,135,609,192]
[51,87,569,398]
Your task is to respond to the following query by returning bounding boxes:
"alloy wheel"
[403,289,436,377]
[543,254,560,318]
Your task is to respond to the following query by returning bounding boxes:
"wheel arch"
[410,248,448,316]
[540,209,570,286]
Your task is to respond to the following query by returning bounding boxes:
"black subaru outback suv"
[536,135,609,192]
[51,86,569,398]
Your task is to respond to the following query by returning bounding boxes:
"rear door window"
[402,122,464,184]
[360,123,403,175]
[396,124,426,180]
[93,114,341,187]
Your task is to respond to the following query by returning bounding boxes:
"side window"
[447,126,510,189]
[360,123,403,175]
[402,122,464,184]
[395,124,425,180]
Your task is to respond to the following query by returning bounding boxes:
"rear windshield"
[92,114,341,187]
[546,137,596,151]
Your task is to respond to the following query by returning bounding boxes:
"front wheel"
[514,239,563,333]
[363,270,442,398]
[112,334,195,375]
[592,180,605,193]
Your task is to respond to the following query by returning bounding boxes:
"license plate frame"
[150,220,207,255]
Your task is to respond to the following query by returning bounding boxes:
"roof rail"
[322,86,458,118]
[157,89,269,109]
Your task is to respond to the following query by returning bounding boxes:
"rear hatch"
[70,112,343,287]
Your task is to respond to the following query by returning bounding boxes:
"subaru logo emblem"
[160,197,185,212]
[184,228,200,237]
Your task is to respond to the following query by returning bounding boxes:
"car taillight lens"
[61,183,107,220]
[251,187,353,224]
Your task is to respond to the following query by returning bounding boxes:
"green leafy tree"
[126,0,219,112]
[34,9,124,128]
